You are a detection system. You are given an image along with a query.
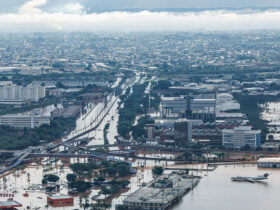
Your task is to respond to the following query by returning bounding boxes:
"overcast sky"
[0,0,280,32]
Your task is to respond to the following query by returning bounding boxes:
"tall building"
[145,124,155,139]
[174,119,192,145]
[222,126,261,149]
[0,84,46,104]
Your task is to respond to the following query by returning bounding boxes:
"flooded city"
[0,11,280,210]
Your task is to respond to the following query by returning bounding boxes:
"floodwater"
[173,164,280,210]
[2,160,280,210]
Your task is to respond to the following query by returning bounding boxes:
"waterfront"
[174,164,280,210]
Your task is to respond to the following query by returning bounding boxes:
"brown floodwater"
[173,164,280,210]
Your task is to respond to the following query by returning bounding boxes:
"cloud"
[19,0,47,14]
[1,0,280,32]
[61,3,85,14]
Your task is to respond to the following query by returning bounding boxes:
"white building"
[0,113,50,129]
[222,126,261,149]
[0,84,45,104]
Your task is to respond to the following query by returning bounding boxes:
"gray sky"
[0,0,280,32]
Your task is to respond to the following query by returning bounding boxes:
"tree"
[105,167,117,176]
[42,178,47,185]
[94,176,105,183]
[182,151,192,160]
[152,166,164,176]
[56,81,64,88]
[44,174,59,182]
[66,174,77,183]
[154,80,172,90]
[68,180,91,193]
[117,165,130,177]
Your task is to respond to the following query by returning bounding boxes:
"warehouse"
[258,158,280,168]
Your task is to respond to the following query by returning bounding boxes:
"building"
[216,93,240,113]
[123,173,200,210]
[261,141,280,152]
[47,195,74,207]
[160,96,187,118]
[258,158,280,168]
[190,99,216,121]
[192,121,241,145]
[216,113,246,123]
[222,126,261,149]
[174,119,192,145]
[0,114,50,129]
[160,96,216,121]
[145,124,155,139]
[51,105,80,118]
[0,201,22,209]
[48,88,64,97]
[0,84,46,104]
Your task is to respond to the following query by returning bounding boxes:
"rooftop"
[124,173,199,205]
[258,158,280,163]
[0,201,22,208]
[48,195,73,199]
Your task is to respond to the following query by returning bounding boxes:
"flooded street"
[0,160,99,209]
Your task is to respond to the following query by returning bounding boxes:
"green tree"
[68,180,91,193]
[117,165,130,177]
[152,166,164,176]
[44,174,59,182]
[66,174,77,183]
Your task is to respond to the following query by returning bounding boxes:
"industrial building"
[190,98,216,121]
[123,173,200,210]
[160,96,216,121]
[160,96,187,118]
[222,126,261,149]
[258,158,280,168]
